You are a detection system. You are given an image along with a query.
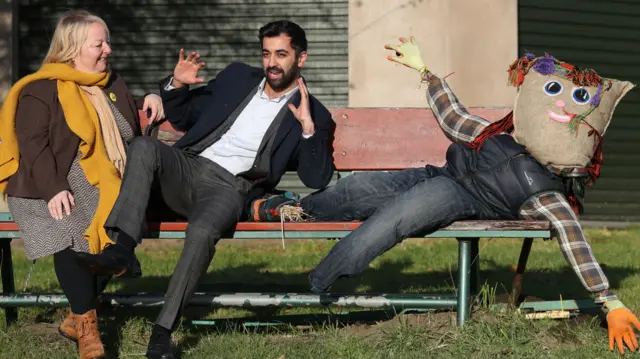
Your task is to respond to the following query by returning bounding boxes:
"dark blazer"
[5,73,143,201]
[160,62,335,196]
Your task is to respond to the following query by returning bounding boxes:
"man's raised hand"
[288,78,315,136]
[172,49,206,88]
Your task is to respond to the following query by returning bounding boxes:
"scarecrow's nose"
[556,100,565,108]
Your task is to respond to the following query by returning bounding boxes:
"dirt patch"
[23,322,63,338]
[543,325,580,346]
[261,312,458,348]
[335,307,594,350]
[339,311,456,340]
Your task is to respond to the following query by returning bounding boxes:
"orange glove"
[605,300,640,354]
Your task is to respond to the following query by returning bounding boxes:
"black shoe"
[74,243,142,278]
[146,325,175,359]
[309,272,332,294]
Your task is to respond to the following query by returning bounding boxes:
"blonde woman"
[0,10,164,359]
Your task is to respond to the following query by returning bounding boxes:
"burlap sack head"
[509,52,634,169]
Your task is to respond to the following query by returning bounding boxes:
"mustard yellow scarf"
[0,63,123,254]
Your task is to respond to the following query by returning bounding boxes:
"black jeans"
[104,136,248,330]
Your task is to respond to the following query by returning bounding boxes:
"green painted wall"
[17,0,348,108]
[519,0,640,221]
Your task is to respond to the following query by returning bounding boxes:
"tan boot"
[74,309,105,359]
[58,311,77,342]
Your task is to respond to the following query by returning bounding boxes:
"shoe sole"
[146,352,176,359]
[58,327,77,343]
[75,256,142,278]
[59,330,107,358]
[251,199,266,221]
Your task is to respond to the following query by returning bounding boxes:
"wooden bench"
[0,107,552,327]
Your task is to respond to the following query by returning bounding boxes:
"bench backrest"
[142,107,511,171]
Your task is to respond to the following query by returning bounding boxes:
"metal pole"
[511,238,534,308]
[470,238,480,295]
[457,239,471,326]
[0,292,459,310]
[1,240,17,325]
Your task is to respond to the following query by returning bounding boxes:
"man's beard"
[265,64,301,91]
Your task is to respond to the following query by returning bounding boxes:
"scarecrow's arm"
[425,73,492,143]
[519,190,617,303]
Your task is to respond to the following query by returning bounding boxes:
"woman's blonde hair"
[42,10,110,67]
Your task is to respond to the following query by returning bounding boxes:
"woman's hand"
[143,94,165,124]
[48,190,75,220]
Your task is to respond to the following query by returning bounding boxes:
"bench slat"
[148,220,551,231]
[147,230,550,239]
[148,108,512,170]
[0,220,550,232]
[1,220,552,239]
[329,108,510,170]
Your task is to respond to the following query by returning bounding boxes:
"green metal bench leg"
[511,237,533,308]
[470,238,480,295]
[1,240,18,326]
[457,239,472,326]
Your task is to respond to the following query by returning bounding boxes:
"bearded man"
[75,20,334,359]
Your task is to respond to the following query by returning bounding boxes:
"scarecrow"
[252,36,639,354]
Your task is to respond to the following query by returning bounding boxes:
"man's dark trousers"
[104,136,250,330]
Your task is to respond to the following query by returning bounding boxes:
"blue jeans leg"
[308,175,483,292]
[300,168,432,221]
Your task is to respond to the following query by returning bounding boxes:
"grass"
[2,226,640,358]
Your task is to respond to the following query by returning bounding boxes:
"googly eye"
[572,88,591,105]
[543,80,563,96]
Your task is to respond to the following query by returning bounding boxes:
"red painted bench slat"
[150,220,551,232]
[329,108,510,170]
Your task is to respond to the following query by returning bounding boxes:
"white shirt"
[165,78,310,175]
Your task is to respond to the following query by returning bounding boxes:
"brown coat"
[5,73,143,201]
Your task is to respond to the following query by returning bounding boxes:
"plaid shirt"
[425,73,616,303]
